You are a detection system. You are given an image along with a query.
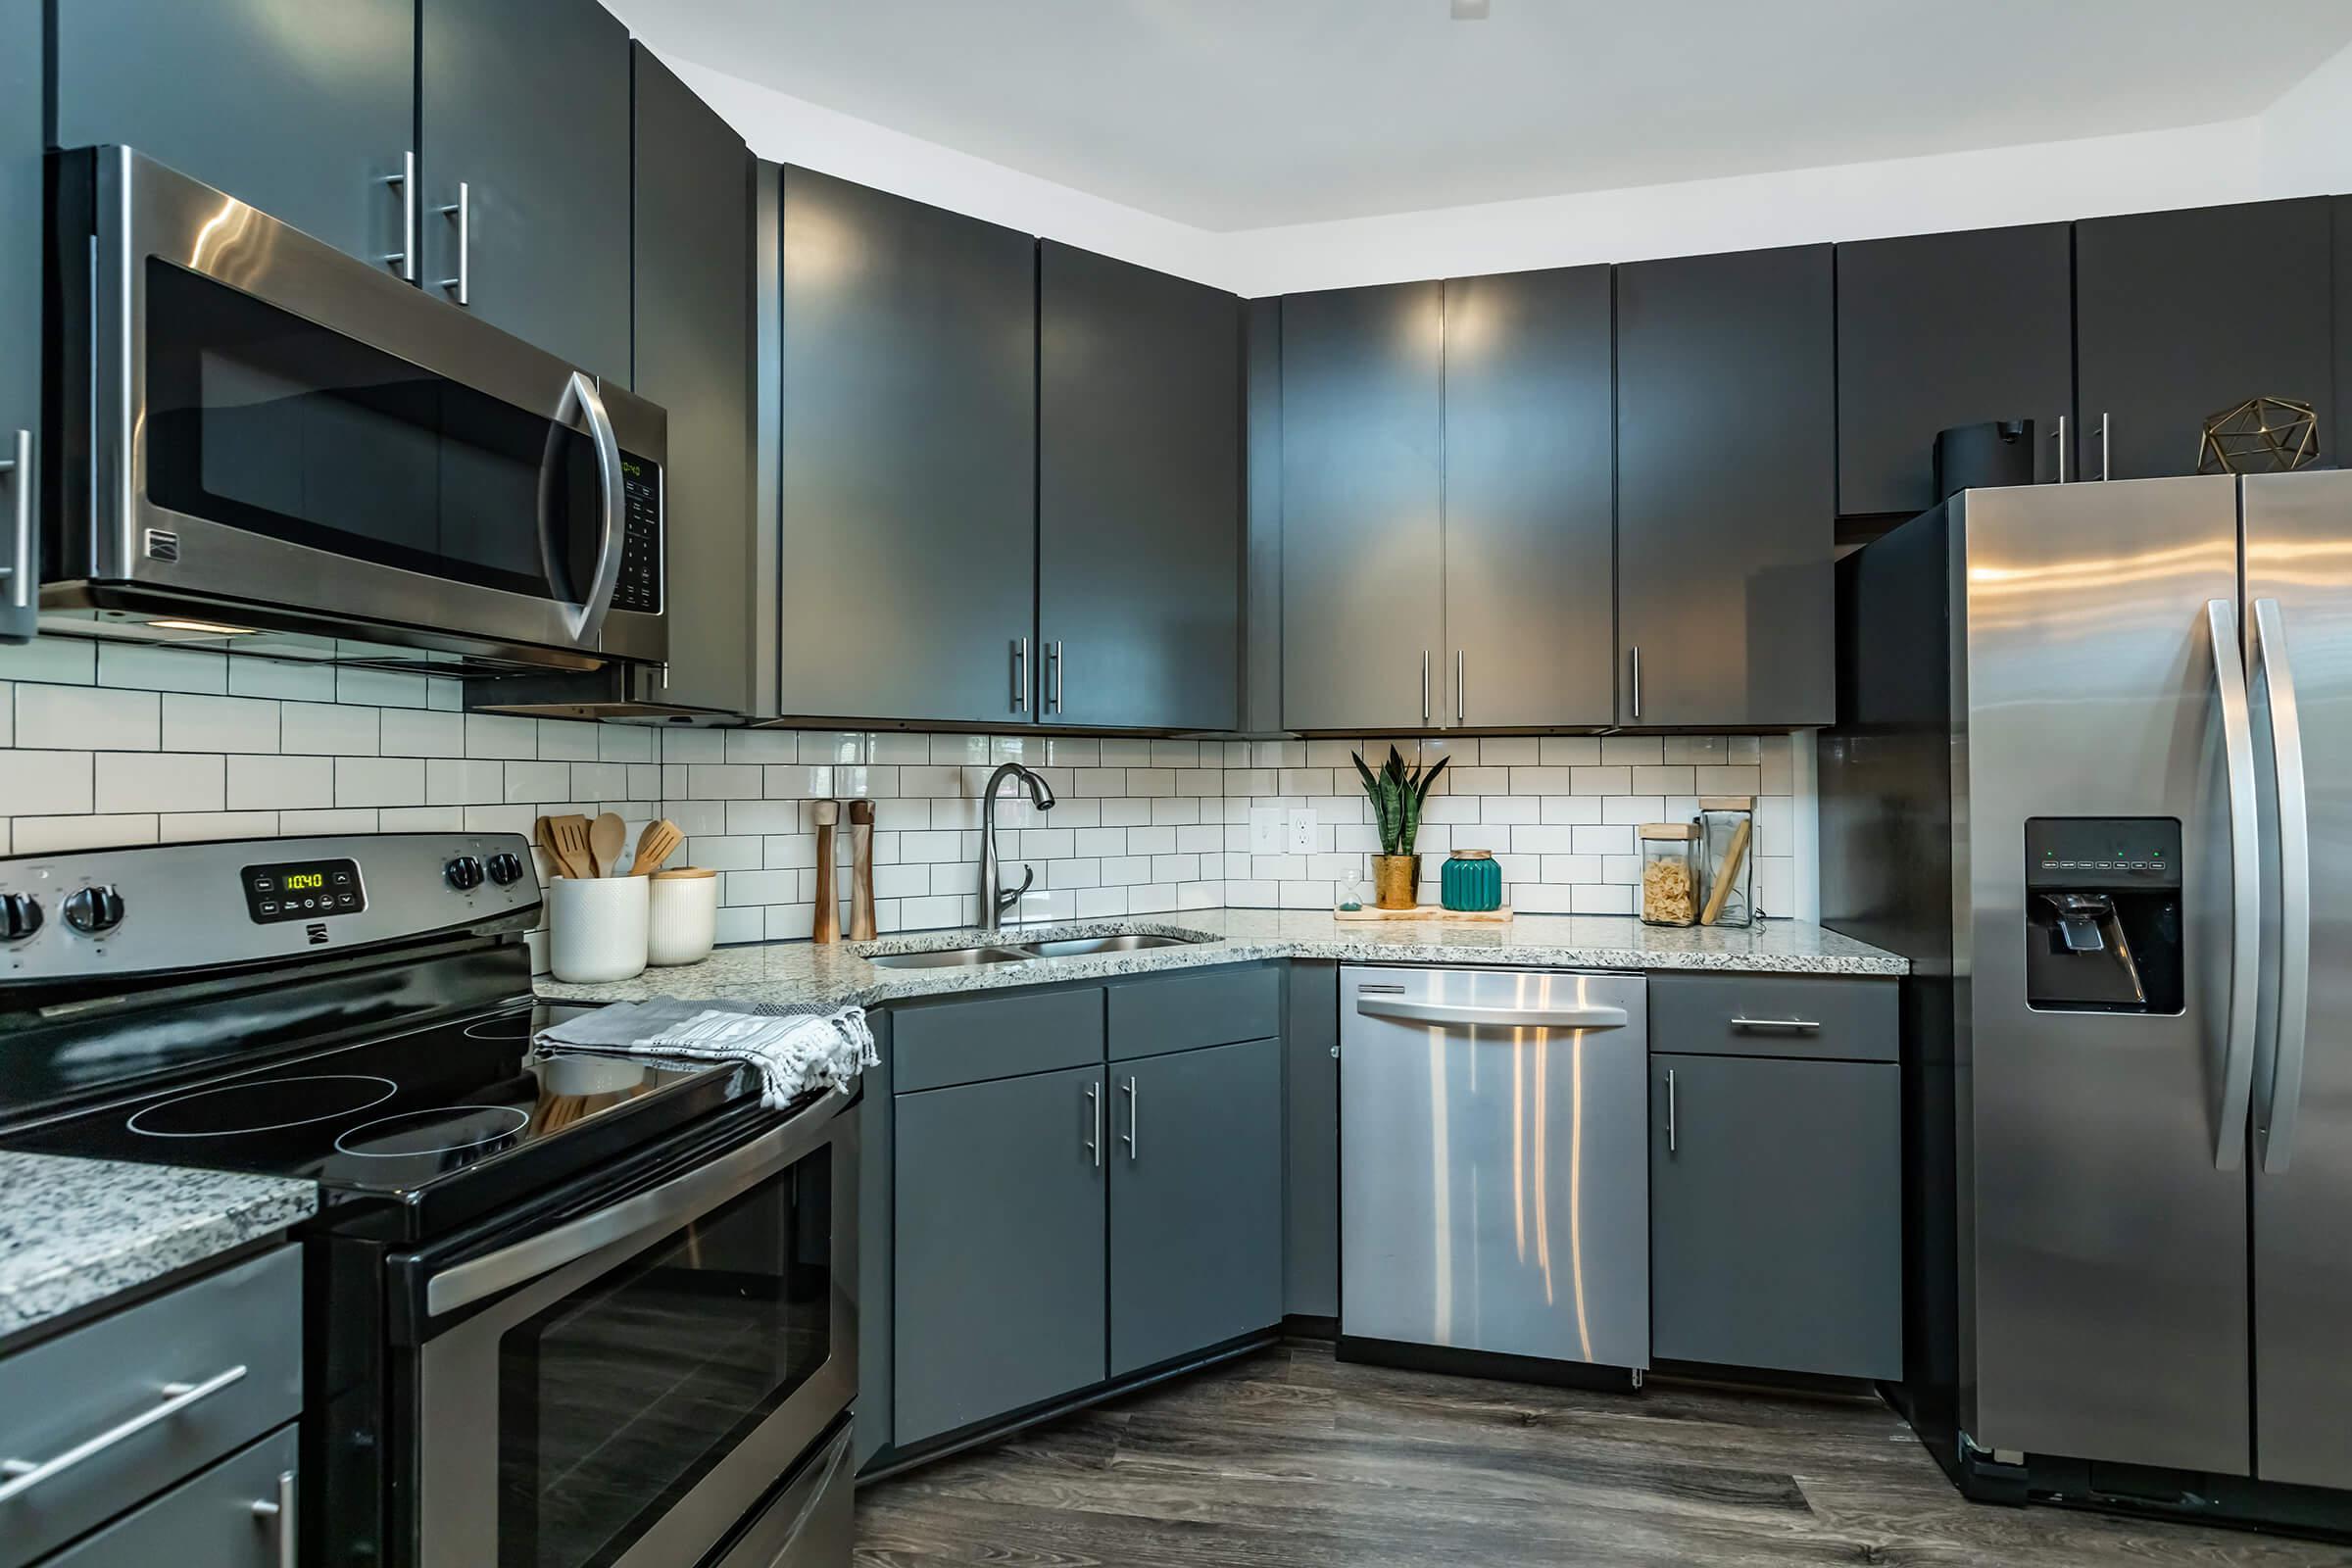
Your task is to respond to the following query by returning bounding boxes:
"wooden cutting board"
[1333,904,1514,923]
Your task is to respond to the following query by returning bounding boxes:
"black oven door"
[394,1095,856,1568]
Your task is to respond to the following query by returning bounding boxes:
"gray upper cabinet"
[631,46,758,714]
[1038,243,1241,731]
[0,0,37,643]
[2333,197,2350,470]
[892,1064,1106,1446]
[419,0,632,381]
[1281,282,1445,732]
[777,169,1038,726]
[2075,198,2334,482]
[1107,1037,1284,1377]
[54,0,415,270]
[1836,223,2074,514]
[1616,244,1835,729]
[1442,266,1616,728]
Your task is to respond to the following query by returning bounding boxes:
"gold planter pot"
[1372,854,1421,910]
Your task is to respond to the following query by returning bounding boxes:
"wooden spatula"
[588,813,626,878]
[548,814,597,880]
[632,818,683,876]
[535,815,583,879]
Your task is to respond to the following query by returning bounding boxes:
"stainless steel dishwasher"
[1339,965,1649,1387]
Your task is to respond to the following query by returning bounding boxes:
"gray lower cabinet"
[1649,1052,1900,1379]
[0,0,37,643]
[631,46,758,714]
[54,0,415,271]
[1107,1039,1283,1377]
[893,1063,1106,1446]
[418,0,632,381]
[1038,242,1241,731]
[43,1424,297,1568]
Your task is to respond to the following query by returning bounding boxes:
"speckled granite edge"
[0,1153,317,1342]
[536,908,1908,1011]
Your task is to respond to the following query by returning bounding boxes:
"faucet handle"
[996,863,1035,916]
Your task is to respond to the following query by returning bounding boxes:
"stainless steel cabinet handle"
[1355,996,1629,1030]
[2098,412,2111,481]
[0,428,31,613]
[0,1364,249,1503]
[1667,1068,1677,1153]
[381,151,416,279]
[250,1469,297,1568]
[1120,1076,1138,1161]
[2252,598,2311,1174]
[1084,1080,1102,1167]
[1730,1016,1821,1033]
[1420,650,1431,724]
[1049,639,1064,714]
[1455,650,1465,724]
[2207,598,2260,1172]
[2051,416,2068,483]
[1011,637,1029,713]
[438,180,469,304]
[1629,646,1642,719]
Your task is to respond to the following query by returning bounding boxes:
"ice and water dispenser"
[2024,817,2184,1013]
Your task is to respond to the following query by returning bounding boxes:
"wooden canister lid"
[1638,821,1696,841]
[650,866,716,879]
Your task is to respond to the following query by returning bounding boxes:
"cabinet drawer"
[1107,966,1281,1061]
[43,1423,297,1568]
[1648,974,1895,1061]
[892,987,1104,1092]
[0,1246,302,1568]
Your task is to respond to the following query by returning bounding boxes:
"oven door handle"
[538,369,625,647]
[424,1091,844,1318]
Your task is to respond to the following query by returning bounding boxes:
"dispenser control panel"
[2026,817,2181,890]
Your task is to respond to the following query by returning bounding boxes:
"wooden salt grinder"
[811,801,841,943]
[850,800,877,940]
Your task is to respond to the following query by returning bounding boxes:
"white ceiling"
[617,1,2352,231]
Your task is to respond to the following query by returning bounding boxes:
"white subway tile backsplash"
[226,657,336,701]
[162,694,279,755]
[0,637,96,686]
[18,684,160,752]
[336,757,425,808]
[96,752,224,813]
[159,810,280,844]
[228,754,332,810]
[14,813,158,852]
[334,667,428,709]
[97,643,226,695]
[282,702,378,756]
[1,750,95,814]
[379,708,465,757]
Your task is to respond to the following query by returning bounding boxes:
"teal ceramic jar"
[1441,849,1502,912]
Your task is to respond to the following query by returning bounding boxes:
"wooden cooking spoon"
[588,812,627,878]
[632,818,684,876]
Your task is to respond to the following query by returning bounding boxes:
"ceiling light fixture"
[145,617,259,636]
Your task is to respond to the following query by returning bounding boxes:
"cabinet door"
[893,1065,1105,1446]
[632,47,757,715]
[0,0,36,643]
[1108,1039,1283,1376]
[1281,283,1444,732]
[777,169,1037,726]
[2076,199,2333,481]
[1617,245,1835,728]
[419,0,632,380]
[1837,223,2074,514]
[1443,266,1615,727]
[1650,1053,1899,1379]
[1039,242,1240,731]
[55,0,414,270]
[2336,198,2351,469]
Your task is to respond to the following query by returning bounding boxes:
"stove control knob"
[0,893,42,942]
[63,885,124,936]
[485,852,524,887]
[444,856,485,892]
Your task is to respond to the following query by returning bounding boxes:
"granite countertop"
[0,1153,317,1345]
[535,907,1906,1010]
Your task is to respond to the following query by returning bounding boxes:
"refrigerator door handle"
[2208,598,2261,1172]
[2251,597,2312,1174]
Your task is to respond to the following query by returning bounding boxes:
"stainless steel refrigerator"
[1821,469,2352,1532]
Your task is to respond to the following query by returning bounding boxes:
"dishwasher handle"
[1353,996,1629,1030]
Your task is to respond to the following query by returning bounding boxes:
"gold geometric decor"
[2198,396,2321,474]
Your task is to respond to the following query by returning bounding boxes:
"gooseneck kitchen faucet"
[979,761,1056,933]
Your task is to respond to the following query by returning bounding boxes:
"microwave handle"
[540,370,624,645]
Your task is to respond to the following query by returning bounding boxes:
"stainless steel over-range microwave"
[38,147,665,672]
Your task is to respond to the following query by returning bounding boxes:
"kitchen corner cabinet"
[777,168,1037,726]
[892,1063,1107,1446]
[0,0,38,642]
[1107,1037,1283,1376]
[1617,244,1835,729]
[1836,223,2074,514]
[1281,282,1445,732]
[631,47,757,714]
[419,0,632,381]
[1038,242,1242,731]
[1442,266,1615,728]
[2075,199,2334,482]
[54,0,415,271]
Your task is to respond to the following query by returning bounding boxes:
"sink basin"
[868,946,1039,969]
[1019,933,1200,958]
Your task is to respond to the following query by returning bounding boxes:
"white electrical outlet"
[1287,808,1318,853]
[1249,807,1285,856]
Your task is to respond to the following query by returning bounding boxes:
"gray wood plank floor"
[855,1341,2352,1566]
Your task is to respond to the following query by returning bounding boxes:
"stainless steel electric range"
[0,833,857,1568]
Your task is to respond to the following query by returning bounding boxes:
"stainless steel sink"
[867,946,1040,969]
[1019,933,1199,958]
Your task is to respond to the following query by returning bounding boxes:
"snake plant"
[1351,745,1449,857]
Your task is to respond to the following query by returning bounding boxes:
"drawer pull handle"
[0,1364,248,1503]
[1730,1016,1821,1033]
[251,1469,297,1568]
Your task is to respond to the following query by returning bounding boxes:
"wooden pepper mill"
[850,799,877,941]
[811,800,841,944]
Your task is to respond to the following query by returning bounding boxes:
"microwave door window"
[438,392,600,606]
